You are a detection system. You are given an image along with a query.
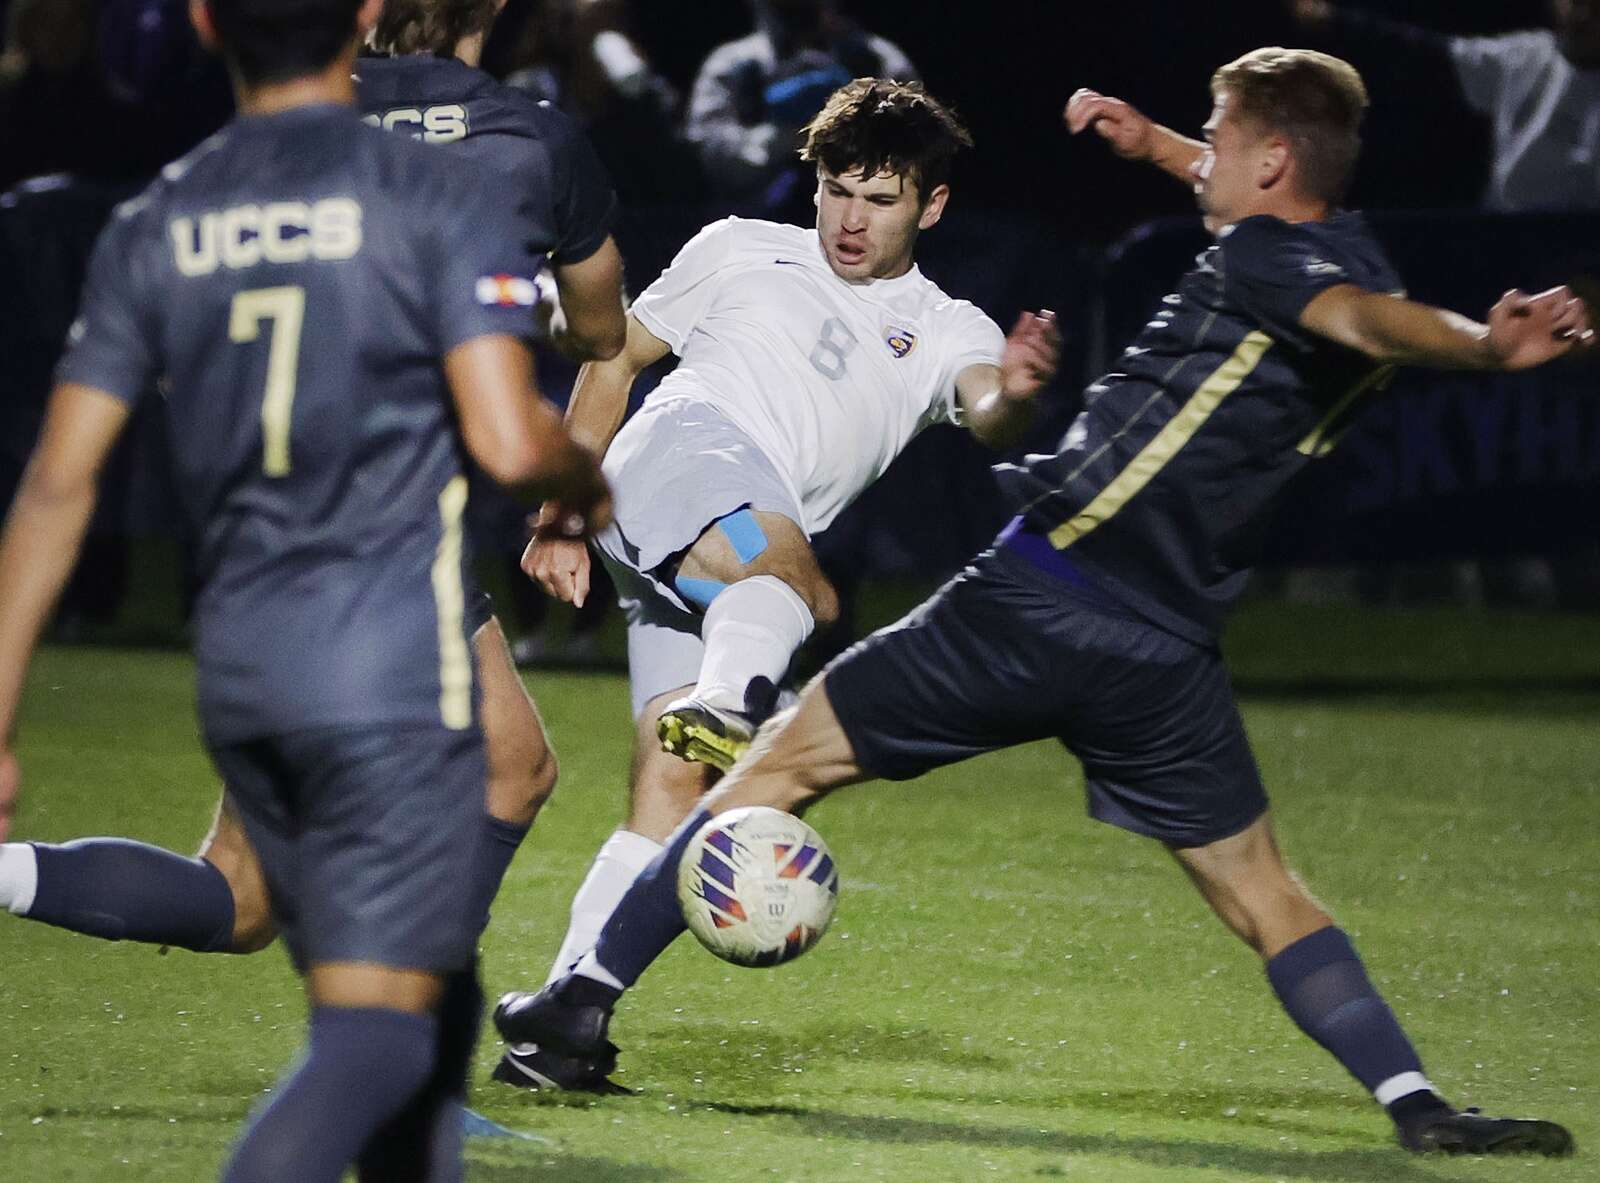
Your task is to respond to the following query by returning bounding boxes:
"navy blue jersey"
[1003,212,1403,642]
[56,104,544,742]
[355,55,616,267]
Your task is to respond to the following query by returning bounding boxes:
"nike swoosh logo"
[774,259,805,266]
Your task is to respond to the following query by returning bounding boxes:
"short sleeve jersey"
[631,217,1004,534]
[356,55,617,265]
[56,104,544,743]
[1003,212,1403,643]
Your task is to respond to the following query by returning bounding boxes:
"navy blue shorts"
[210,723,486,972]
[824,549,1266,848]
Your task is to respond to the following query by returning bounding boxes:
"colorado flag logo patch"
[885,327,917,359]
[476,274,538,308]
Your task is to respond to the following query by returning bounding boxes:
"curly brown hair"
[799,78,973,200]
[371,0,500,56]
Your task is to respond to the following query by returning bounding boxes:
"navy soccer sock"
[470,816,530,934]
[1267,926,1439,1112]
[26,838,235,952]
[358,969,482,1182]
[223,1006,438,1183]
[578,807,710,991]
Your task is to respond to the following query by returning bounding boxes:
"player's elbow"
[967,405,1033,452]
[572,317,627,362]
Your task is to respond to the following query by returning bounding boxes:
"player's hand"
[523,505,596,607]
[1486,286,1594,371]
[1064,89,1156,161]
[999,310,1061,402]
[1288,0,1335,28]
[0,748,19,842]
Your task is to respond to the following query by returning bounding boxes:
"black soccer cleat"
[491,1041,632,1095]
[493,977,615,1060]
[1398,1107,1575,1157]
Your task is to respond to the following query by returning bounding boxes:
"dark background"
[3,0,1595,640]
[571,0,1529,236]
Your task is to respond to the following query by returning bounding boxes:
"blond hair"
[1212,47,1369,204]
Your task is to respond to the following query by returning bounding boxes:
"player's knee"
[228,903,278,954]
[775,570,837,627]
[804,579,841,628]
[486,729,558,827]
[204,858,276,954]
[517,743,559,818]
[529,742,558,802]
[197,825,278,953]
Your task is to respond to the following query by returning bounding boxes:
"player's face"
[1190,93,1268,234]
[813,166,948,282]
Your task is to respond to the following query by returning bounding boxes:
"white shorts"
[595,396,804,718]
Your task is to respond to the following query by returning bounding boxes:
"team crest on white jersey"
[884,327,917,359]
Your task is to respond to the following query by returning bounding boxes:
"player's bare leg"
[1167,814,1329,958]
[658,510,839,771]
[476,616,558,829]
[195,794,276,952]
[630,690,722,838]
[470,616,561,941]
[1170,814,1573,1156]
[699,679,868,815]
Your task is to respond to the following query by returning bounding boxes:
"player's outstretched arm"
[548,236,629,362]
[956,310,1061,450]
[0,383,131,838]
[520,313,670,605]
[564,313,671,458]
[1299,284,1594,370]
[1064,88,1205,184]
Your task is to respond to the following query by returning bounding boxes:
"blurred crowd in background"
[2,0,1598,659]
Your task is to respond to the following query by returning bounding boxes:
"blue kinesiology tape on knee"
[674,575,729,611]
[716,508,769,564]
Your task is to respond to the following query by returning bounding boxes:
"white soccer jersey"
[630,216,1005,535]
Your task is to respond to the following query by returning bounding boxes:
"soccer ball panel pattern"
[677,806,839,967]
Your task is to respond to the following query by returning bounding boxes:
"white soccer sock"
[692,575,814,713]
[545,829,663,985]
[0,843,39,915]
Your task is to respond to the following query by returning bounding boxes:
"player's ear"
[1259,135,1290,192]
[916,183,950,230]
[188,0,220,52]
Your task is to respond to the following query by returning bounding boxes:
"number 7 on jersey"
[229,286,306,477]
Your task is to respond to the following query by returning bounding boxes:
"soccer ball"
[677,806,840,967]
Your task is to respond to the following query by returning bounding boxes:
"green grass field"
[3,601,1598,1181]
